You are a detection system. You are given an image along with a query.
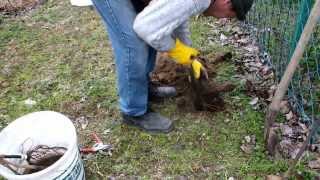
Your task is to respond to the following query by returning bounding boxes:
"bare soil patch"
[151,53,235,112]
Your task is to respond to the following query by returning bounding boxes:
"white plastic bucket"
[70,0,93,6]
[0,111,85,180]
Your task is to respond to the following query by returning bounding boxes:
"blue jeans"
[92,0,157,116]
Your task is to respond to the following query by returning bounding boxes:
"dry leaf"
[240,144,255,154]
[245,135,251,143]
[244,45,258,53]
[236,38,250,45]
[266,175,283,180]
[224,118,231,123]
[76,116,88,130]
[285,111,294,120]
[232,26,242,34]
[280,124,293,136]
[249,97,259,105]
[298,123,309,134]
[103,129,111,135]
[220,33,228,41]
[308,159,320,169]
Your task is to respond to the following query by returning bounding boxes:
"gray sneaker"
[122,112,173,133]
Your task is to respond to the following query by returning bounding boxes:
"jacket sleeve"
[133,0,210,51]
[173,21,192,46]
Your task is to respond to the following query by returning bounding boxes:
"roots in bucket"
[23,145,67,174]
[0,145,67,175]
[151,52,235,112]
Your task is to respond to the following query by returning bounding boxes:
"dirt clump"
[151,52,235,112]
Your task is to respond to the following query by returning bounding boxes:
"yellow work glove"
[168,39,204,79]
[191,60,203,79]
[168,39,199,65]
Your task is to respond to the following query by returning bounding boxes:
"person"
[91,0,253,133]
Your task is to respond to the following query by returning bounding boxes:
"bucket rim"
[0,111,79,179]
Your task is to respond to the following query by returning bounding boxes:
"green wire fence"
[246,0,320,126]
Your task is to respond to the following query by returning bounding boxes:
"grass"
[0,0,316,179]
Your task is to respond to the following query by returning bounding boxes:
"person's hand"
[168,39,199,65]
[168,39,206,79]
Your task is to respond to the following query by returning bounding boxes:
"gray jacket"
[133,0,211,51]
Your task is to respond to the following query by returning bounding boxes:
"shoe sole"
[122,119,174,134]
